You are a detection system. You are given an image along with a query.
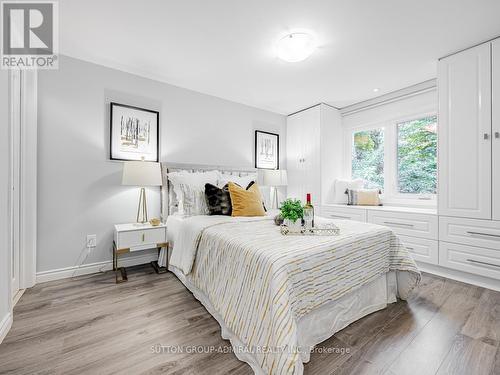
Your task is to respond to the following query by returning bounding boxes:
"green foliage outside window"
[352,129,384,189]
[397,116,437,194]
[351,116,437,195]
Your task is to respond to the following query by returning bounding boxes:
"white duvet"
[168,214,420,375]
[170,213,276,274]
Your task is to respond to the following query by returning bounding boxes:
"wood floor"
[0,266,499,375]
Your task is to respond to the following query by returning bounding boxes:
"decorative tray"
[280,224,340,236]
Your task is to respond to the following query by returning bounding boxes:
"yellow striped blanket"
[172,216,420,375]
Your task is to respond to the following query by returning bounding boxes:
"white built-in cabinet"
[437,38,500,288]
[438,43,492,219]
[493,39,500,221]
[286,104,342,210]
[287,106,321,205]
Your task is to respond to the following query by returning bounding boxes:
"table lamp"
[258,169,288,209]
[122,160,162,224]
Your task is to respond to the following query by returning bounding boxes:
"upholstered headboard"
[160,162,259,220]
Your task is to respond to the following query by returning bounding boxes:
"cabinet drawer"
[439,216,500,251]
[398,235,438,265]
[117,227,166,250]
[439,241,500,280]
[321,206,367,222]
[367,211,438,239]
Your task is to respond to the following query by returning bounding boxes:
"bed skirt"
[169,265,400,375]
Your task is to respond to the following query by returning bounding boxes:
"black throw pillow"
[205,183,232,216]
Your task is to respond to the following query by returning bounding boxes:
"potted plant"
[280,199,304,230]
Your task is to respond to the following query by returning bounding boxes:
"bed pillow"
[205,183,232,216]
[334,179,364,204]
[228,182,266,217]
[346,188,382,206]
[167,170,219,215]
[218,173,257,189]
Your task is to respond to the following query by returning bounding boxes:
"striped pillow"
[346,189,382,206]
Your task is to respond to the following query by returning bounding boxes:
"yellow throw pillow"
[228,182,266,217]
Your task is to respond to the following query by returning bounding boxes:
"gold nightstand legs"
[113,241,168,283]
[113,241,129,283]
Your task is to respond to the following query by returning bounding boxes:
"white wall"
[0,70,12,342]
[342,90,437,129]
[37,55,286,274]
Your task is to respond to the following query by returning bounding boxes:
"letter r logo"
[2,2,54,55]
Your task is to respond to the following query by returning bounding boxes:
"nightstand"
[113,223,168,283]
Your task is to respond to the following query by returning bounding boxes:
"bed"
[159,164,420,375]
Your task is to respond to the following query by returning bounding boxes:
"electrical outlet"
[86,234,97,248]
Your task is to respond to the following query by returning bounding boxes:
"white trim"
[0,312,13,345]
[340,80,437,116]
[12,289,25,307]
[9,69,21,300]
[36,253,158,283]
[19,70,37,289]
[417,262,500,292]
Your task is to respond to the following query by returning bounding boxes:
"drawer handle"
[406,246,414,250]
[330,214,350,219]
[466,231,500,239]
[383,221,414,228]
[142,233,145,242]
[467,259,500,268]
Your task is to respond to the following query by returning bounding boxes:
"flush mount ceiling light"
[276,32,316,62]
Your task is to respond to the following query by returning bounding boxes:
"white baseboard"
[417,261,500,292]
[36,253,158,284]
[12,289,25,308]
[0,312,13,345]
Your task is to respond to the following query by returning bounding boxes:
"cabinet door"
[493,39,500,220]
[286,106,320,202]
[438,43,492,219]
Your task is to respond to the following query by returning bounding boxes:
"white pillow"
[218,173,257,189]
[167,170,219,215]
[333,179,364,204]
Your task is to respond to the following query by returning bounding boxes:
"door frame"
[8,69,37,297]
[9,70,21,299]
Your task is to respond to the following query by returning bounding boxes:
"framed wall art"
[110,102,159,161]
[255,130,279,169]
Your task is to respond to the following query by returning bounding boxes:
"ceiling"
[59,0,500,114]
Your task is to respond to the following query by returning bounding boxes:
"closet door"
[286,106,320,202]
[438,43,492,219]
[493,39,500,220]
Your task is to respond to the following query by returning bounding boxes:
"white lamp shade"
[122,161,162,186]
[258,169,288,187]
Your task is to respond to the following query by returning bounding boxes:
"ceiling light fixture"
[276,32,316,62]
[373,88,380,92]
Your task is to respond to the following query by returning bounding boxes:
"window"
[347,114,437,203]
[397,116,437,194]
[352,128,384,189]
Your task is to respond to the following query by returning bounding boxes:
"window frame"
[344,111,437,206]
